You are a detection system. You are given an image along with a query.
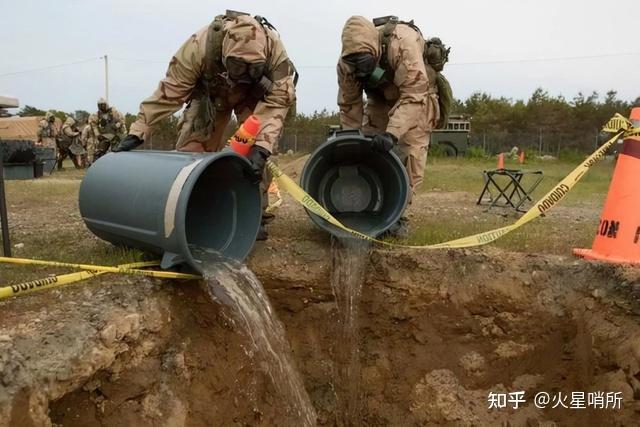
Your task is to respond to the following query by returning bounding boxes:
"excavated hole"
[13,250,640,425]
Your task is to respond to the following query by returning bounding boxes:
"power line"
[2,51,639,77]
[110,56,168,64]
[447,51,640,66]
[0,57,101,77]
[297,51,640,68]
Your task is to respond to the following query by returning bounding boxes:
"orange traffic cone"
[518,150,525,164]
[573,107,640,264]
[496,153,505,169]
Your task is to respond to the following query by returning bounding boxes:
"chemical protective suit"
[115,11,297,240]
[89,98,126,161]
[37,111,58,149]
[337,16,449,201]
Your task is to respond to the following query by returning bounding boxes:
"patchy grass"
[0,155,615,284]
[407,213,597,254]
[406,155,613,253]
[423,156,613,207]
[0,164,150,285]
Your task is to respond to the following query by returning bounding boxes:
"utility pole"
[0,151,11,257]
[103,54,109,103]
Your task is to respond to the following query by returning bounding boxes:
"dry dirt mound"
[2,244,640,426]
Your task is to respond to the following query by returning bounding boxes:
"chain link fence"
[468,128,604,158]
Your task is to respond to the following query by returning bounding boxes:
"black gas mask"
[342,52,377,83]
[224,56,273,98]
[225,57,266,85]
[98,103,108,113]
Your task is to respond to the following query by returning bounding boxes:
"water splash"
[330,237,371,426]
[192,246,317,426]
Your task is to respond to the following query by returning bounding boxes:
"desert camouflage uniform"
[128,14,296,211]
[58,117,82,169]
[81,124,96,164]
[37,111,58,150]
[337,16,439,201]
[90,101,126,161]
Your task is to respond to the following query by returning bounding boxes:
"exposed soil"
[1,159,640,426]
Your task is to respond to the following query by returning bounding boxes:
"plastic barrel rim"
[300,130,409,238]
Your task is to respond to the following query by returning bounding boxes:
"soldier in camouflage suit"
[90,98,126,161]
[115,11,297,241]
[81,123,96,165]
[58,116,82,169]
[337,16,448,236]
[37,111,58,150]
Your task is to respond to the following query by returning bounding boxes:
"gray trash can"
[300,130,409,238]
[34,147,56,174]
[79,150,262,272]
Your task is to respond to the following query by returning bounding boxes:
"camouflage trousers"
[84,138,96,164]
[93,136,119,162]
[175,97,272,213]
[363,95,438,203]
[56,141,80,170]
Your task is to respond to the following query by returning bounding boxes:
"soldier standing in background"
[36,111,58,149]
[81,123,96,166]
[57,116,82,169]
[113,11,298,241]
[337,15,451,237]
[90,98,126,161]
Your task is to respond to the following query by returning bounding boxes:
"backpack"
[373,16,452,128]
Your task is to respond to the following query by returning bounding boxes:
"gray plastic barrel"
[79,150,261,272]
[300,130,409,238]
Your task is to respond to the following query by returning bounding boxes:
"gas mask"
[48,116,55,123]
[224,56,273,98]
[342,52,377,83]
[98,103,108,113]
[225,57,266,85]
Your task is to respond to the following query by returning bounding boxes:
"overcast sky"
[1,0,639,116]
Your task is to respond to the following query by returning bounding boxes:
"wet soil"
[2,244,640,426]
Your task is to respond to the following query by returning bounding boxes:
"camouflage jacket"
[337,17,438,138]
[89,108,126,141]
[129,15,296,152]
[37,119,57,141]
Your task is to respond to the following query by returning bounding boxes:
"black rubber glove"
[112,135,143,152]
[371,132,398,153]
[247,145,270,183]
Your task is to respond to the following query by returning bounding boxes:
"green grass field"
[407,155,614,252]
[423,155,613,204]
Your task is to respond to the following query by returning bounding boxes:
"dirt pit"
[2,245,640,426]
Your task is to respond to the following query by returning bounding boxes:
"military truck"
[324,116,471,158]
[430,115,470,157]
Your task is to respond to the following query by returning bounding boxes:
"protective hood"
[64,117,76,127]
[45,111,54,120]
[341,16,380,59]
[222,15,267,63]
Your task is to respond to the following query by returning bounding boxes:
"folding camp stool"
[477,168,543,212]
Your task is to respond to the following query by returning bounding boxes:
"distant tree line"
[14,88,639,155]
[452,88,639,156]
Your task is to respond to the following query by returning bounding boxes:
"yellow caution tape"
[0,261,160,300]
[266,181,283,213]
[267,114,635,249]
[0,256,201,280]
